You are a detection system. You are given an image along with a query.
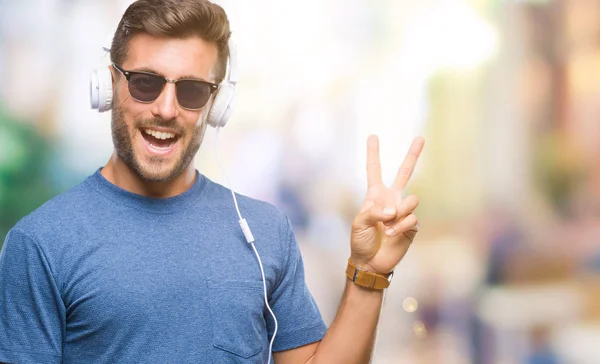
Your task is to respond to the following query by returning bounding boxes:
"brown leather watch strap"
[345,259,393,290]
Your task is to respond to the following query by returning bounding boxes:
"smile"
[140,128,181,155]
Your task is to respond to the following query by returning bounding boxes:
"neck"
[101,153,196,198]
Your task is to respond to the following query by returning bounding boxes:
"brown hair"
[110,0,231,82]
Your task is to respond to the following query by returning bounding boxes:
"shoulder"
[202,176,290,227]
[201,175,296,250]
[12,175,98,243]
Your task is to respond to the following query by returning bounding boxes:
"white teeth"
[144,129,176,140]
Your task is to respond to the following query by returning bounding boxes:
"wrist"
[348,256,391,275]
[346,259,393,290]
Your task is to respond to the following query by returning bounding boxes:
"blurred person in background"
[0,0,424,363]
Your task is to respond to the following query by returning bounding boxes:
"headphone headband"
[226,36,238,85]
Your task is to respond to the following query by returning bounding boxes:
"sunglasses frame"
[112,63,219,110]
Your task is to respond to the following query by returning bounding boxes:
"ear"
[109,64,120,100]
[108,64,118,110]
[109,64,116,83]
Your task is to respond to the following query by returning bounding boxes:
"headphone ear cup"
[206,83,235,128]
[90,65,113,113]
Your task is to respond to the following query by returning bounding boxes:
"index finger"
[366,134,383,187]
[393,137,425,190]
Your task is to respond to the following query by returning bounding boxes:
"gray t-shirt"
[0,169,327,363]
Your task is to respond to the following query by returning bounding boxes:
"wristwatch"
[345,259,393,290]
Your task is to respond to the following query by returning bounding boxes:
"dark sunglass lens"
[176,80,212,109]
[128,73,165,102]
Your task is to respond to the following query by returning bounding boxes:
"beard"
[111,93,207,183]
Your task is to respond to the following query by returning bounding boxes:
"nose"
[151,82,179,120]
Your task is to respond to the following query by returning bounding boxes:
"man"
[0,0,424,363]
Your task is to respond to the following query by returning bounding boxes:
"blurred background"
[1,0,599,362]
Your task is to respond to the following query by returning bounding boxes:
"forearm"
[302,135,423,364]
[308,279,384,364]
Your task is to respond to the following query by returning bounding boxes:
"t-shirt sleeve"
[267,218,328,352]
[0,228,64,363]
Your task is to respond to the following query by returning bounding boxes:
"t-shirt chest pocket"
[207,280,268,362]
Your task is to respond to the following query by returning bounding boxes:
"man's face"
[111,34,219,182]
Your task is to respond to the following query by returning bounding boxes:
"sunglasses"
[112,63,219,110]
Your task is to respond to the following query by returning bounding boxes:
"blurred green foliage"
[0,106,59,248]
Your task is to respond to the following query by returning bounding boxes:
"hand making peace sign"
[350,135,425,274]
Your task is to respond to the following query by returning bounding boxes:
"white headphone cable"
[214,127,279,364]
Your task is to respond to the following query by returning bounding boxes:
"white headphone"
[90,35,238,129]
